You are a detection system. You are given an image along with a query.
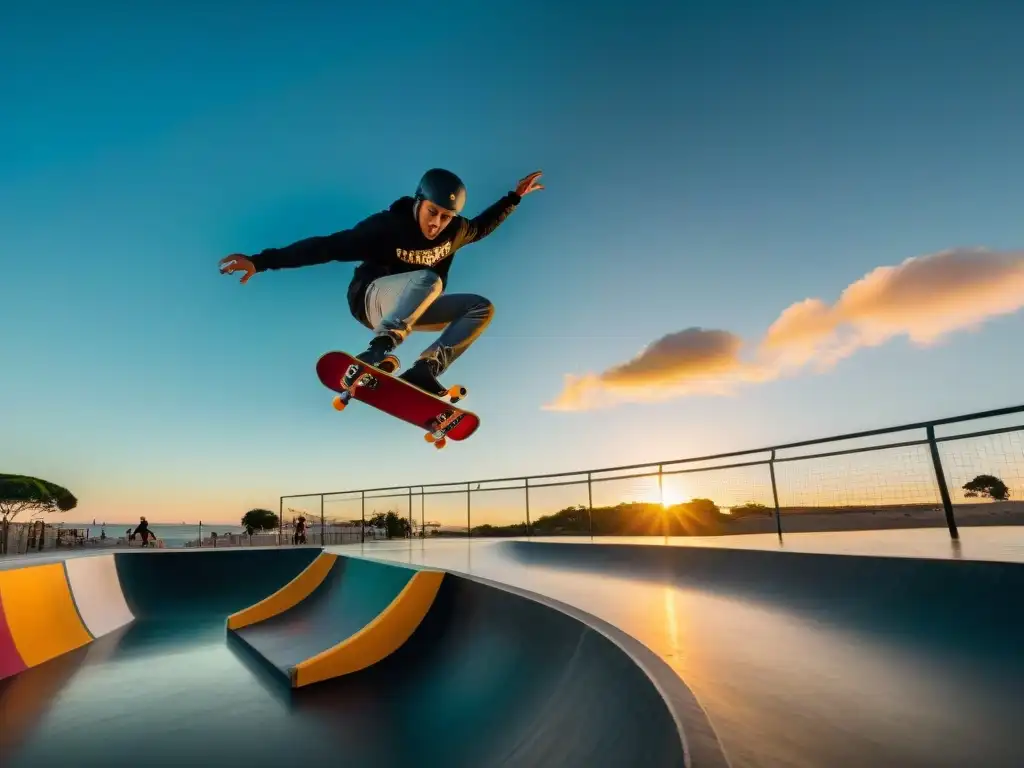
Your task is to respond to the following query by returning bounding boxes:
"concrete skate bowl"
[0,548,719,767]
[494,538,1024,767]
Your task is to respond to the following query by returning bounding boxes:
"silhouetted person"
[294,516,307,545]
[131,516,157,547]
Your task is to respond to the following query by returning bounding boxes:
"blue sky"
[3,0,1022,524]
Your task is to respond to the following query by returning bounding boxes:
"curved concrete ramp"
[64,555,134,638]
[0,548,323,683]
[114,547,322,620]
[0,548,701,767]
[248,566,693,767]
[495,539,1024,650]
[228,554,444,687]
[0,557,134,681]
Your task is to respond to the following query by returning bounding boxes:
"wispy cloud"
[547,247,1024,411]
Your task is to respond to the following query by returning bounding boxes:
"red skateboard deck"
[316,351,480,448]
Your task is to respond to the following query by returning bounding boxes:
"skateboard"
[315,351,480,449]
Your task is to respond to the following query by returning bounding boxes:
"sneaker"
[356,334,399,373]
[398,358,447,397]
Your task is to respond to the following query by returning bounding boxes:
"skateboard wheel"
[332,395,347,411]
[424,432,436,443]
[379,355,399,374]
[434,437,447,450]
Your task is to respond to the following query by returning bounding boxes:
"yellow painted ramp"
[0,563,93,669]
[226,552,337,631]
[292,569,445,687]
[229,556,444,688]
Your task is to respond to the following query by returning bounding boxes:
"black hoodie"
[247,192,521,325]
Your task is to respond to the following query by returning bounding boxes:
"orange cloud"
[760,247,1024,366]
[544,328,774,410]
[548,247,1024,410]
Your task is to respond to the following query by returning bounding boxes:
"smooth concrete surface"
[113,547,322,620]
[0,547,702,768]
[524,525,1024,563]
[339,529,1024,768]
[0,621,133,756]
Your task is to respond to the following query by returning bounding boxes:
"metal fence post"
[278,497,283,546]
[769,450,782,540]
[658,464,665,537]
[587,472,594,539]
[361,491,365,543]
[467,483,472,538]
[408,487,413,540]
[927,424,959,539]
[320,495,325,546]
[525,478,531,537]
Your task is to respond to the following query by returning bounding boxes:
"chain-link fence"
[4,405,1020,557]
[283,405,1024,542]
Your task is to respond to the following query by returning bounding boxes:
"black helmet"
[415,168,466,214]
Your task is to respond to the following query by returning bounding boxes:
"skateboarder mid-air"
[219,168,544,395]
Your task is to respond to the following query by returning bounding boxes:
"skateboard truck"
[332,358,397,412]
[424,410,466,450]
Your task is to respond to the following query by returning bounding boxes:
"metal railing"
[281,404,1024,543]
[3,405,1019,556]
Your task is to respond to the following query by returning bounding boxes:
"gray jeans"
[362,270,495,373]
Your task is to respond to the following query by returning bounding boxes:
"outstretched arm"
[457,192,521,246]
[249,210,392,272]
[219,209,393,284]
[455,171,544,247]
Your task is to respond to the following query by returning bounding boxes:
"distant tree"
[241,508,279,536]
[962,474,1010,502]
[0,474,77,522]
[729,502,772,519]
[366,511,410,538]
[384,511,410,539]
[685,498,722,520]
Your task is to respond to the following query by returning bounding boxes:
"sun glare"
[623,478,693,508]
[661,488,691,508]
[651,487,691,508]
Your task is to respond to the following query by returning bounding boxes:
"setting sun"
[633,483,691,508]
[661,488,691,507]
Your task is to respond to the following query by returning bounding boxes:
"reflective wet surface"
[1,530,1021,767]
[0,547,691,768]
[1,620,338,766]
[343,531,1024,768]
